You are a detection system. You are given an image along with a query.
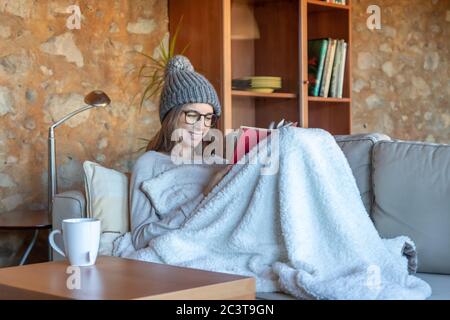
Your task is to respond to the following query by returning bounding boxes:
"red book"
[232,127,272,164]
[232,122,298,164]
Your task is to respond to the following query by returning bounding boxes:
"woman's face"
[176,103,215,148]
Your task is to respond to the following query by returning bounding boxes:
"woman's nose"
[194,117,205,130]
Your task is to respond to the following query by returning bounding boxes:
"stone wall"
[352,0,449,143]
[0,0,167,266]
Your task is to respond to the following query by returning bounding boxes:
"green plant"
[137,17,189,112]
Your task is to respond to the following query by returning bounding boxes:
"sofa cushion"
[371,140,450,274]
[334,133,391,216]
[415,273,450,300]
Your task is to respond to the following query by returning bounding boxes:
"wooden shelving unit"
[302,0,352,134]
[169,0,352,135]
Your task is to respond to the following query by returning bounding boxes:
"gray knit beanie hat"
[159,55,221,122]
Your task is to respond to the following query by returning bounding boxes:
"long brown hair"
[146,106,219,153]
[146,107,184,153]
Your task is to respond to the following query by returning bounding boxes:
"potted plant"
[137,18,189,111]
[134,18,189,153]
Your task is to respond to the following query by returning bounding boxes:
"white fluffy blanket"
[113,127,431,299]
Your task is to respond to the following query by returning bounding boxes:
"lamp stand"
[48,127,56,221]
[46,89,111,262]
[47,104,102,220]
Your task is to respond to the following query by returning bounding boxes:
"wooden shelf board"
[308,96,351,103]
[232,90,297,99]
[307,0,350,12]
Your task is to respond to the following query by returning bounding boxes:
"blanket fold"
[114,127,431,300]
[141,165,217,215]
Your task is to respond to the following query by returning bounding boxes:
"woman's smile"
[188,130,203,137]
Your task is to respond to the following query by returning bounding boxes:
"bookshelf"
[168,0,352,135]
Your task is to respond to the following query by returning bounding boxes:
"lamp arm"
[51,104,98,129]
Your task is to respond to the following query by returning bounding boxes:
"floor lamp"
[48,90,111,221]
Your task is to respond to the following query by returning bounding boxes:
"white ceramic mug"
[49,218,101,266]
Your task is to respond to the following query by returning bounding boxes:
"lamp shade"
[231,0,260,40]
[84,90,111,108]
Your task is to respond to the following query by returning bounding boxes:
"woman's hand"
[203,164,233,196]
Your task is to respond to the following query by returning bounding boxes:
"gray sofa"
[52,133,450,300]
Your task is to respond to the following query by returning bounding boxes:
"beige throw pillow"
[83,161,129,234]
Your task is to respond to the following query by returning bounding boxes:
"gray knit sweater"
[130,150,227,250]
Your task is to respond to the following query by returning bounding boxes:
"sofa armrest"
[51,190,86,260]
[371,140,450,274]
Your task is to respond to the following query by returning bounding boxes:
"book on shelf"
[308,38,347,99]
[329,39,342,98]
[320,39,337,98]
[232,119,298,164]
[323,0,347,4]
[318,39,331,97]
[232,79,252,89]
[337,41,347,98]
[308,39,329,97]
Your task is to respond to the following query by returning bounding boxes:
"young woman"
[130,55,231,250]
[126,57,428,300]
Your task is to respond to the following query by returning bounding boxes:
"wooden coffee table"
[0,256,255,300]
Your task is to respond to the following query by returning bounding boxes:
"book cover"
[321,39,337,98]
[232,121,298,164]
[319,39,331,97]
[330,39,343,98]
[337,41,348,99]
[232,127,272,164]
[308,39,328,97]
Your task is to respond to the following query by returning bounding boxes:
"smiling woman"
[145,55,221,154]
[131,55,228,250]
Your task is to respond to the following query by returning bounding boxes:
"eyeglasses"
[183,110,217,127]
